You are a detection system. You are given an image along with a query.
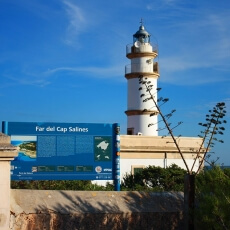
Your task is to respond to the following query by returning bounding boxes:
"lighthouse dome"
[133,25,151,43]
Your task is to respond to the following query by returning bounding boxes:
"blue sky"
[0,0,229,165]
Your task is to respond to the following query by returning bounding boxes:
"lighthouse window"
[139,36,145,43]
[127,128,134,135]
[132,165,145,175]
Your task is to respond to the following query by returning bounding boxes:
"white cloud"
[44,65,124,80]
[1,74,51,88]
[62,1,87,46]
[63,1,86,30]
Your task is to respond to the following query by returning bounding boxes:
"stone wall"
[10,190,184,230]
[0,133,18,230]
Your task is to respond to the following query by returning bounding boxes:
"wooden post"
[184,174,195,230]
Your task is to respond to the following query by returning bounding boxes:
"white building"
[120,135,203,179]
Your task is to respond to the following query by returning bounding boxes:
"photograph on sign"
[11,136,37,161]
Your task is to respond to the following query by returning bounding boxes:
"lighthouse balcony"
[125,63,159,79]
[126,43,158,59]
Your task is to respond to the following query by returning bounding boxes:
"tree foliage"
[11,180,113,191]
[195,166,230,229]
[121,164,186,191]
[192,102,227,173]
[121,165,230,229]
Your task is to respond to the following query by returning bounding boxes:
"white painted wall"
[94,158,200,186]
[127,74,158,136]
[127,78,158,111]
[127,114,158,136]
[131,57,153,73]
[138,43,152,52]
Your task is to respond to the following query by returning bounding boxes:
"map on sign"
[94,137,111,161]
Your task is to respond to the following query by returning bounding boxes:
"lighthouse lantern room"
[125,21,160,136]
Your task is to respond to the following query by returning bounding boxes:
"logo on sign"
[95,166,102,173]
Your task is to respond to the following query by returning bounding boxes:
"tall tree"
[139,76,227,230]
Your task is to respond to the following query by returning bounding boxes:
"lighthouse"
[125,21,160,136]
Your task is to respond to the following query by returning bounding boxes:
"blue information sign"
[2,121,120,184]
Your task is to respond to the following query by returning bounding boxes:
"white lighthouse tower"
[125,21,160,136]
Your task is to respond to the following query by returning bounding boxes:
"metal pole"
[114,123,120,191]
